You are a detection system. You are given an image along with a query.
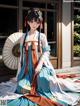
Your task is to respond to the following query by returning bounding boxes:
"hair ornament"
[34,8,43,21]
[24,16,27,27]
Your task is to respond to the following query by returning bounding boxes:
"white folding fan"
[2,32,24,70]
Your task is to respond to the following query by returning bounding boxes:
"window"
[0,7,17,55]
[47,7,57,57]
[23,1,45,8]
[0,0,18,6]
[73,2,80,57]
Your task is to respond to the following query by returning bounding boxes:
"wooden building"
[0,0,80,82]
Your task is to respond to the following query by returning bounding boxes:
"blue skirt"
[7,66,67,106]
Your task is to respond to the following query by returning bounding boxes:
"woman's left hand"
[35,59,43,74]
[35,66,40,74]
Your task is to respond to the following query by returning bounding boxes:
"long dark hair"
[21,8,43,66]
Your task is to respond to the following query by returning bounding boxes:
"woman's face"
[28,19,40,31]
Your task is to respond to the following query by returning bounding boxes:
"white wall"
[62,2,72,68]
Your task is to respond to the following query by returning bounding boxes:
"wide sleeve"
[41,33,50,59]
[36,33,50,71]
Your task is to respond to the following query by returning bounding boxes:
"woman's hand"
[35,66,41,74]
[35,59,43,74]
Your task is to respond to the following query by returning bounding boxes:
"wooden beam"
[0,4,18,9]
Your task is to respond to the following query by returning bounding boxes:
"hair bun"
[27,8,43,22]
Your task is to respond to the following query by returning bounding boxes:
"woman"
[8,8,62,106]
[0,8,80,106]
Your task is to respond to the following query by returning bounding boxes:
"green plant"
[74,23,80,33]
[74,15,80,24]
[73,32,80,44]
[73,45,80,57]
[73,10,80,57]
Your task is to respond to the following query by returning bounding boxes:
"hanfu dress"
[0,30,80,106]
[7,30,63,106]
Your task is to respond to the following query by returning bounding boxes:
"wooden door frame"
[56,0,62,68]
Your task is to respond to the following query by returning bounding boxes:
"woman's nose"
[33,22,37,25]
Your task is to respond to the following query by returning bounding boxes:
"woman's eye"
[30,21,33,23]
